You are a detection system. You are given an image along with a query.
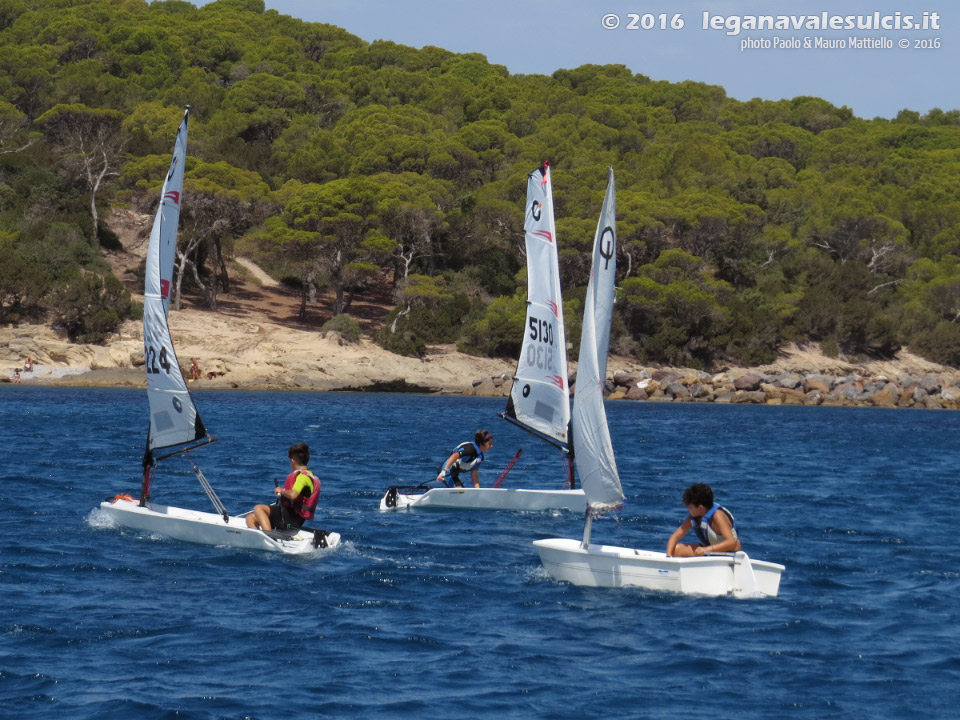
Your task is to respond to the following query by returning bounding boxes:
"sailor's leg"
[671,543,698,557]
[246,503,273,530]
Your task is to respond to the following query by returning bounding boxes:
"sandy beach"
[2,304,956,399]
[3,212,956,397]
[0,309,519,394]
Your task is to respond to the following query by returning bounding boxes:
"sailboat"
[379,164,585,512]
[99,108,340,555]
[533,168,784,597]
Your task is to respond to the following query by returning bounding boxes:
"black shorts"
[268,503,304,530]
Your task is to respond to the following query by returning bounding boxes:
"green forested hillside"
[1,0,959,368]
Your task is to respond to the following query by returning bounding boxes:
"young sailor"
[666,482,741,557]
[246,443,321,531]
[435,430,494,488]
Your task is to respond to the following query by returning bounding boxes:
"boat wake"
[85,507,118,529]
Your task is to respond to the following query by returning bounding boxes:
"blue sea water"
[2,386,959,719]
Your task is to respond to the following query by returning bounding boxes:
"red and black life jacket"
[281,469,321,521]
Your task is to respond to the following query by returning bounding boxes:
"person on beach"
[666,482,741,557]
[189,358,201,381]
[12,369,21,383]
[23,357,33,372]
[435,430,494,488]
[246,443,321,531]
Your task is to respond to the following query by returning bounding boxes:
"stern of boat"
[534,539,783,597]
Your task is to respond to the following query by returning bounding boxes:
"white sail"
[143,108,205,454]
[504,164,570,446]
[591,168,617,382]
[145,108,188,319]
[572,168,623,511]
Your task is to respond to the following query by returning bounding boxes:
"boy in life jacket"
[666,482,741,557]
[435,430,494,488]
[246,443,321,531]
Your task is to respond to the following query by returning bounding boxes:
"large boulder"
[651,369,681,385]
[466,377,510,397]
[666,381,692,401]
[898,374,920,389]
[920,374,942,394]
[688,382,713,400]
[869,382,900,408]
[940,386,960,410]
[761,384,806,404]
[804,374,833,393]
[833,382,866,402]
[733,374,763,391]
[613,370,644,388]
[773,373,804,390]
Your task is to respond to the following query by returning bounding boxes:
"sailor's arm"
[436,451,461,483]
[696,511,741,555]
[666,518,692,556]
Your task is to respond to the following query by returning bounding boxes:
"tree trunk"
[298,268,315,322]
[173,235,206,311]
[190,259,217,312]
[391,305,411,333]
[215,237,230,293]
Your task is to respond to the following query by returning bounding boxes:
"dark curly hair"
[682,482,713,508]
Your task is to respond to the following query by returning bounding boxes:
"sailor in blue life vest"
[435,430,494,488]
[666,482,741,557]
[246,442,321,531]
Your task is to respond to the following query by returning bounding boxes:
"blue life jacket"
[451,441,485,472]
[691,503,737,545]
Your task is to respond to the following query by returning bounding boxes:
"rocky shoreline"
[4,316,960,409]
[464,365,960,409]
[603,367,960,409]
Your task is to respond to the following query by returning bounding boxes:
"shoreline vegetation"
[4,313,959,410]
[2,1,960,413]
[1,1,960,417]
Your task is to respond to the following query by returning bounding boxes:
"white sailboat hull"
[100,496,340,555]
[534,538,784,598]
[380,487,586,511]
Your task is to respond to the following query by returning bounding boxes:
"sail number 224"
[145,345,173,374]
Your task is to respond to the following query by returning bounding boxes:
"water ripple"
[2,389,959,718]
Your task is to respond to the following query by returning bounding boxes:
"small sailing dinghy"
[99,108,339,555]
[533,168,784,597]
[380,164,585,512]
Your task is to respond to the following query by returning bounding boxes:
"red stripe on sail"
[164,191,180,205]
[545,300,559,318]
[548,375,565,390]
[532,230,553,243]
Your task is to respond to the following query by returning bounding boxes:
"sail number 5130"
[527,316,556,371]
[529,316,554,345]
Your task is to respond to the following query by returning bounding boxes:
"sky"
[255,0,959,120]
